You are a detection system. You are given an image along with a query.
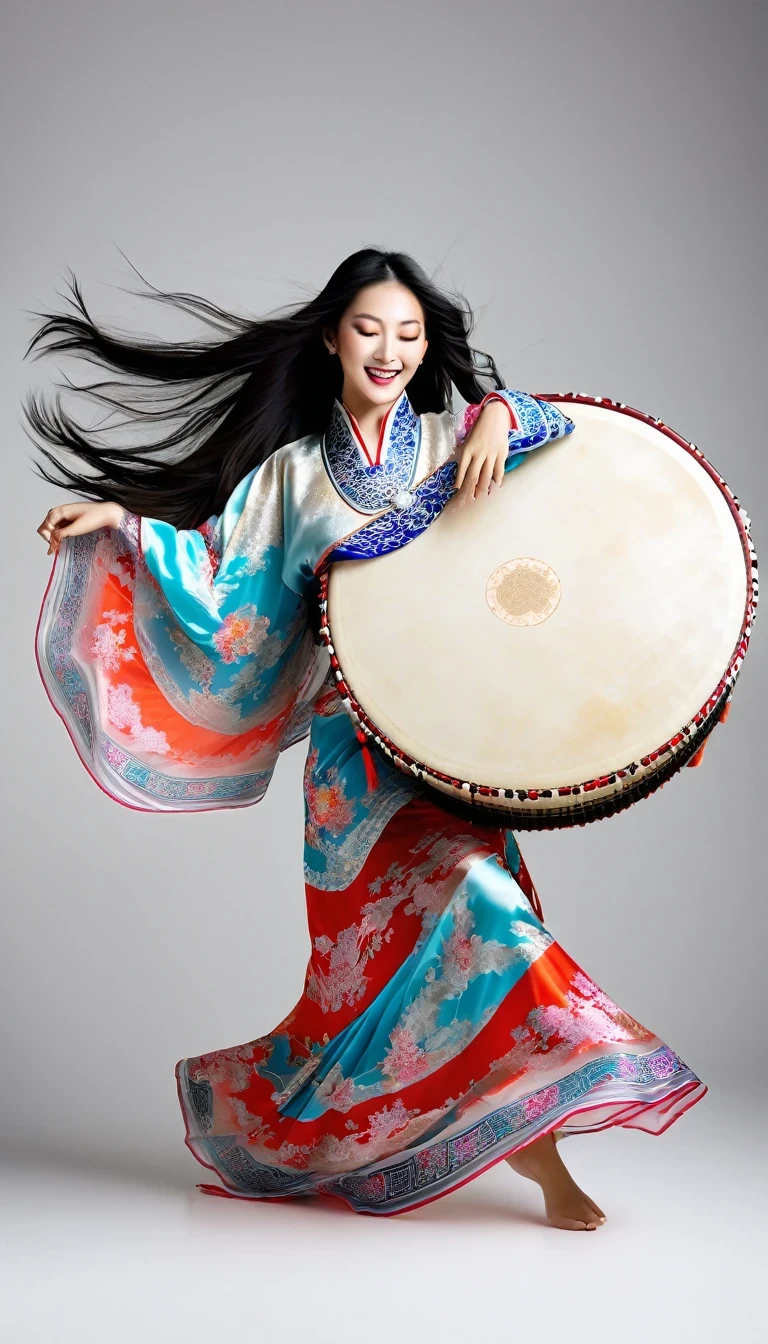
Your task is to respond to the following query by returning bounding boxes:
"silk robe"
[36,387,707,1215]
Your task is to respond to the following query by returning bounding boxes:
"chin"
[356,376,404,403]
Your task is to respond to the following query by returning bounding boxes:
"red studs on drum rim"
[316,394,758,826]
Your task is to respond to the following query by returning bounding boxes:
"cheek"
[338,331,367,370]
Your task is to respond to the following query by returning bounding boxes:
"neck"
[340,383,402,446]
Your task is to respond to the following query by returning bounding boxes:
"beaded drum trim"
[317,394,759,830]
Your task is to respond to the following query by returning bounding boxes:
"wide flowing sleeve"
[36,453,329,812]
[454,387,574,472]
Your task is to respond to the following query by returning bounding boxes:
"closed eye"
[354,328,421,341]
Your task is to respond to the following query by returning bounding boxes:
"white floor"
[1,1090,763,1344]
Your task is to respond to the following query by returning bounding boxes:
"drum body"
[319,396,758,828]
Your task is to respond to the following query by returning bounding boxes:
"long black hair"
[23,247,504,528]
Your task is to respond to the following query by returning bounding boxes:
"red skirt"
[176,682,706,1216]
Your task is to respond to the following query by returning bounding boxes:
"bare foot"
[504,1131,607,1231]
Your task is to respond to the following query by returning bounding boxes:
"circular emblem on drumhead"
[485,558,561,626]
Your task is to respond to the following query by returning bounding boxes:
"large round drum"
[319,395,758,828]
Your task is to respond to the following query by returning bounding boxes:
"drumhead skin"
[324,398,757,821]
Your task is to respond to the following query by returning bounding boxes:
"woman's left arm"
[453,389,574,502]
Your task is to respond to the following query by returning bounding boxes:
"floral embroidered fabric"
[321,392,422,515]
[176,685,706,1214]
[36,384,705,1216]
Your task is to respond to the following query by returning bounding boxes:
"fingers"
[41,525,62,555]
[44,519,83,553]
[492,449,506,489]
[41,503,80,528]
[477,453,500,496]
[454,446,472,492]
[37,502,88,553]
[37,510,56,542]
[38,511,62,554]
[37,514,59,553]
[455,458,483,502]
[454,448,506,501]
[38,505,69,539]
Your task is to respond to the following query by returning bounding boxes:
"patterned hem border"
[175,1043,706,1215]
[35,531,292,813]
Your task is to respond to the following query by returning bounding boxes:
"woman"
[32,247,707,1231]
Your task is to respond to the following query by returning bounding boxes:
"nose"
[374,330,398,365]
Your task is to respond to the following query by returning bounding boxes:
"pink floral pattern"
[106,683,170,754]
[211,605,270,663]
[91,611,135,672]
[487,968,654,1084]
[304,746,356,841]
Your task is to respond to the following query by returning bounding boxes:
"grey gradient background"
[1,1,766,1340]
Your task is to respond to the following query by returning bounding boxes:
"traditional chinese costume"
[36,387,706,1215]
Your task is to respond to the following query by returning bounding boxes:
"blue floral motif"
[324,460,458,563]
[323,389,573,523]
[322,392,421,516]
[456,390,575,458]
[499,388,549,446]
[324,391,574,564]
[536,397,574,441]
[485,389,576,452]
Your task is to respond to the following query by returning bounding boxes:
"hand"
[453,399,511,503]
[37,500,123,555]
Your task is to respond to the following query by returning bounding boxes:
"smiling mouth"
[365,367,401,383]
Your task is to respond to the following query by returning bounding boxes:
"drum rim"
[317,394,758,818]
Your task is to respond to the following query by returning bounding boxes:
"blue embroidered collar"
[321,390,421,515]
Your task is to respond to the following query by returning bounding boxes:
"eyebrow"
[352,313,422,326]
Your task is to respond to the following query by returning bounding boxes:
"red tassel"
[355,726,379,791]
[687,742,708,768]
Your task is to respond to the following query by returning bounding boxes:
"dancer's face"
[324,281,428,412]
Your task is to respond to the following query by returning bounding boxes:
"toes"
[550,1217,597,1231]
[573,1185,607,1221]
[545,1196,604,1230]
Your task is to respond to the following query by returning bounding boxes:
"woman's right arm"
[37,500,123,554]
[37,462,301,663]
[37,497,234,654]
